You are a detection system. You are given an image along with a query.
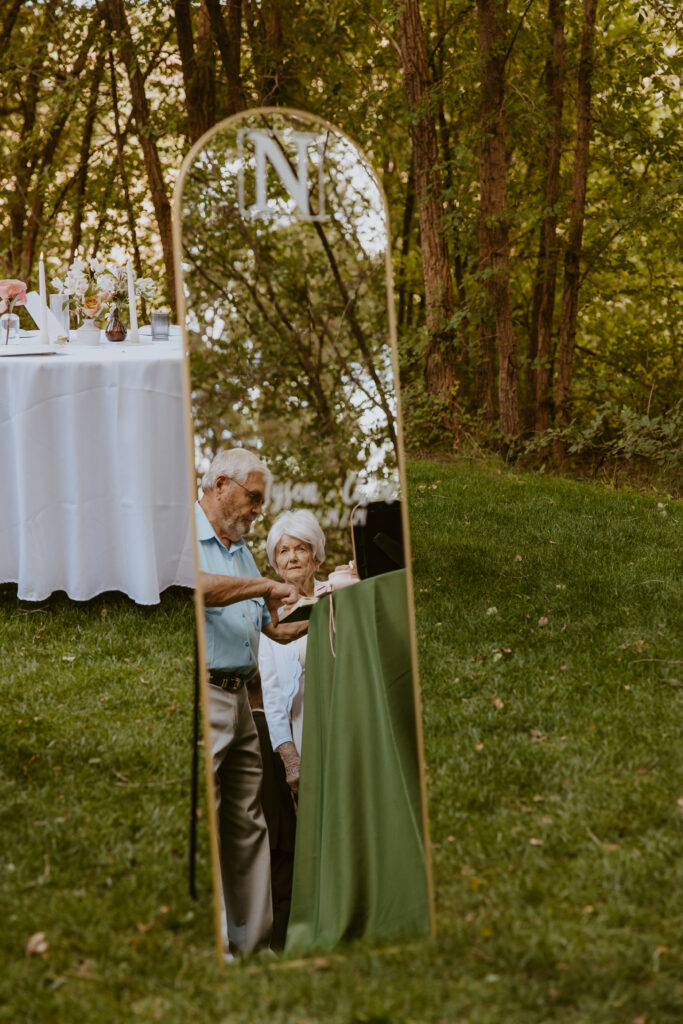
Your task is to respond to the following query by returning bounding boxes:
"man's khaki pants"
[209,684,273,955]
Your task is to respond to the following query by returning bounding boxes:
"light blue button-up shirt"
[195,503,271,674]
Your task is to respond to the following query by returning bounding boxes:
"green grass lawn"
[1,458,681,1023]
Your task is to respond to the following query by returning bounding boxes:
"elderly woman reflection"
[253,509,326,946]
[260,509,326,786]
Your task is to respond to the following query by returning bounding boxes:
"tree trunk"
[477,0,520,437]
[256,0,282,105]
[398,0,458,416]
[554,0,598,441]
[175,0,216,144]
[70,41,107,261]
[19,14,102,277]
[528,0,565,433]
[203,0,247,114]
[102,0,176,315]
[396,164,415,333]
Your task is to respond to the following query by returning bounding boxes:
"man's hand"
[262,618,309,643]
[276,741,300,794]
[263,579,299,624]
[200,572,296,613]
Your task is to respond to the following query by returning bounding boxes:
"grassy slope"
[1,458,681,1023]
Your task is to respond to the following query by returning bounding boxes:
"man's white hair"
[266,509,326,571]
[201,448,272,492]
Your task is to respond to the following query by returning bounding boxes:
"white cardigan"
[258,580,326,752]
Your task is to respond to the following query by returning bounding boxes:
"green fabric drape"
[285,569,430,952]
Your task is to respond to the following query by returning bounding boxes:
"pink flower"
[0,279,28,310]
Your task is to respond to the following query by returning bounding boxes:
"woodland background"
[1,0,681,475]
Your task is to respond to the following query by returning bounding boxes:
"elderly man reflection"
[255,510,327,945]
[196,449,307,960]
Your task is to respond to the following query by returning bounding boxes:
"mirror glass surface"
[175,108,432,958]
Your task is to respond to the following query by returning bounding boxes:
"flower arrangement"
[51,255,156,325]
[0,279,27,343]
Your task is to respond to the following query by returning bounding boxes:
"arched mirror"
[173,108,433,961]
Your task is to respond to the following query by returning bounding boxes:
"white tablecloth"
[0,334,195,604]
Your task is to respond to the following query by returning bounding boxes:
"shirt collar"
[195,501,245,552]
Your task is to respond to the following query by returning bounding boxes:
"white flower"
[96,273,117,297]
[135,277,156,302]
[51,276,64,293]
[64,268,88,297]
[89,256,106,274]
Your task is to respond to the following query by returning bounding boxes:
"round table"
[0,332,195,604]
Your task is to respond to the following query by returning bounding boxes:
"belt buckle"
[210,671,244,693]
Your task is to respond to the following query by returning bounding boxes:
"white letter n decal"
[238,130,325,221]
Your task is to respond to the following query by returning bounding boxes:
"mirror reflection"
[175,109,432,960]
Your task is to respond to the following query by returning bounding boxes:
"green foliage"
[1,0,682,443]
[516,399,683,491]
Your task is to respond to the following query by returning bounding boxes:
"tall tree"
[175,0,216,143]
[554,0,599,435]
[399,0,459,421]
[101,0,176,313]
[203,0,247,114]
[528,0,566,433]
[477,0,520,436]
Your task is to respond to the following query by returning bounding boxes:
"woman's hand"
[276,740,301,794]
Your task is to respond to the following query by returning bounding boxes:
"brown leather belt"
[208,669,247,692]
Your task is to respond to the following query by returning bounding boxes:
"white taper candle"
[126,257,139,343]
[39,253,49,343]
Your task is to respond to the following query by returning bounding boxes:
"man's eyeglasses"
[227,477,265,507]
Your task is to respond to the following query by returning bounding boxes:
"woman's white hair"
[201,448,272,491]
[266,509,326,571]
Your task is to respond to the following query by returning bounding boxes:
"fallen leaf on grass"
[514,554,522,562]
[493,696,504,710]
[529,838,543,846]
[26,931,49,956]
[538,616,549,627]
[677,797,683,813]
[313,957,329,970]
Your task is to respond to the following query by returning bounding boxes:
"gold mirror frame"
[172,107,434,962]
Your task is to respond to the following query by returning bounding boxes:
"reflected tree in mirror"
[179,111,399,564]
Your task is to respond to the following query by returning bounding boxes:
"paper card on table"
[25,291,64,340]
